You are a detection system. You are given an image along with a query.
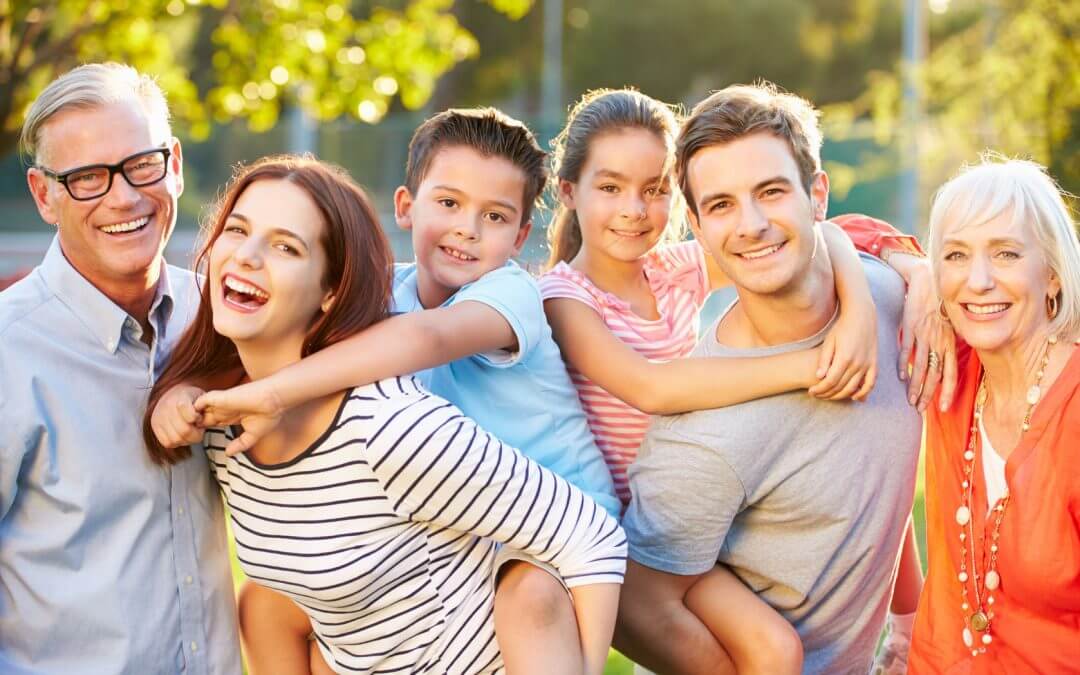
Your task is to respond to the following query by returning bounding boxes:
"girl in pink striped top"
[538,88,931,675]
[538,88,882,508]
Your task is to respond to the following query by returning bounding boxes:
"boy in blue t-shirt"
[154,108,620,675]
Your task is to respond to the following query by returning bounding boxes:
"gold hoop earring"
[939,301,950,321]
[1047,294,1060,320]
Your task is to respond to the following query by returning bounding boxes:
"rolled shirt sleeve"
[449,264,545,368]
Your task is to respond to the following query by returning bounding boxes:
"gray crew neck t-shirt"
[623,254,921,675]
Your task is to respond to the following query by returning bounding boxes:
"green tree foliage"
[0,0,532,158]
[828,0,1079,196]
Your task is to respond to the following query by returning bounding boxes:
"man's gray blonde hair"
[20,62,171,165]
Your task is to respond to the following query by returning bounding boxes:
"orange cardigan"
[909,343,1080,674]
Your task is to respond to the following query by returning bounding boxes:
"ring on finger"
[928,350,941,370]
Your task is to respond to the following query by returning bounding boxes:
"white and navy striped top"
[204,376,627,674]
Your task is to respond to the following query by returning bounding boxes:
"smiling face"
[560,128,673,264]
[208,179,333,357]
[395,145,532,307]
[937,210,1060,354]
[686,132,828,299]
[27,99,182,292]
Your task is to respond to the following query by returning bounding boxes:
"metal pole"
[541,0,563,139]
[899,0,925,234]
[288,104,317,155]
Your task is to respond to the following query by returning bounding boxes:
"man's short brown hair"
[676,82,822,215]
[404,107,547,226]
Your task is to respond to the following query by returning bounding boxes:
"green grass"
[228,449,927,673]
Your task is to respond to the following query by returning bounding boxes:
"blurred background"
[1,3,1072,671]
[1,0,1076,281]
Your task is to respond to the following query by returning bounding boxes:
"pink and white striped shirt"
[538,241,711,506]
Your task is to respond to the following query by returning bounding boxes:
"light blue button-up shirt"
[0,238,241,675]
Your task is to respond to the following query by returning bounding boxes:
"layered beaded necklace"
[954,334,1057,655]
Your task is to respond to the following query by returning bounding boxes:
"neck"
[570,245,648,298]
[64,247,161,337]
[722,242,838,347]
[235,339,304,382]
[977,330,1055,408]
[414,267,455,309]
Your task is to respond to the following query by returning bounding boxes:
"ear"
[809,171,830,222]
[393,186,414,231]
[512,219,533,255]
[686,205,712,255]
[320,289,336,314]
[169,136,184,198]
[558,178,577,210]
[26,168,59,225]
[1048,271,1061,300]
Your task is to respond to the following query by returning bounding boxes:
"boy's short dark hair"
[404,108,548,226]
[676,82,823,216]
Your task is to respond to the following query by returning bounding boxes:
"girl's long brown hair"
[143,155,394,465]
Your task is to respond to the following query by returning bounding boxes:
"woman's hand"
[898,260,958,412]
[809,298,878,401]
[150,383,206,448]
[195,380,285,456]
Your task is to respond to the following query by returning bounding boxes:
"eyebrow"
[226,213,311,250]
[942,236,1025,248]
[594,168,666,184]
[430,184,520,215]
[698,176,794,206]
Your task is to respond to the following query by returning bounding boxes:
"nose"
[966,252,995,293]
[232,235,264,270]
[735,200,769,239]
[100,171,141,210]
[452,215,480,241]
[620,194,647,221]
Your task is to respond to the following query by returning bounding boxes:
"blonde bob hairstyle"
[927,155,1080,340]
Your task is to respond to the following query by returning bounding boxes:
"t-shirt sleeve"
[365,384,627,587]
[653,241,711,308]
[622,422,745,576]
[538,269,603,314]
[449,265,545,367]
[830,213,924,259]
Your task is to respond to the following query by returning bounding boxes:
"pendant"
[970,611,990,632]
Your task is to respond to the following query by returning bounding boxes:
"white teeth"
[224,276,269,300]
[100,216,150,234]
[442,247,476,261]
[740,243,782,260]
[612,230,645,236]
[965,303,1009,315]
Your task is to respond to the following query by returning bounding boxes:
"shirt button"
[191,641,198,652]
[872,243,879,250]
[178,507,184,515]
[106,340,116,351]
[185,575,193,585]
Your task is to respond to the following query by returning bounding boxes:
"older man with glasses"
[0,63,240,674]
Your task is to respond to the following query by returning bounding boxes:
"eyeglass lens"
[66,150,168,199]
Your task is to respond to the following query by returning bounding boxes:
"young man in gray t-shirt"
[614,84,922,675]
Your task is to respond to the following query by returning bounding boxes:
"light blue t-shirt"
[393,262,620,517]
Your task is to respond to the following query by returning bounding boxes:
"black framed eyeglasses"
[37,147,172,201]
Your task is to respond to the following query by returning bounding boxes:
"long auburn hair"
[143,155,394,465]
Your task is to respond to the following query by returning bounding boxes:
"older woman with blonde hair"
[907,156,1080,673]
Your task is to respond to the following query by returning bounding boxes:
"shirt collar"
[39,236,175,354]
